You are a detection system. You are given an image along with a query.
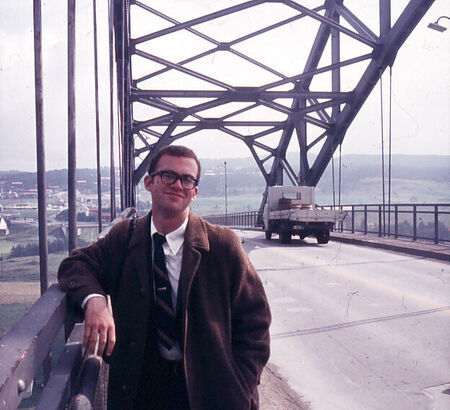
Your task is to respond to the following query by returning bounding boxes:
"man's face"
[144,154,199,217]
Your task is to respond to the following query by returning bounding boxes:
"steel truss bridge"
[111,0,434,212]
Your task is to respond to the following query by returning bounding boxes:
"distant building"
[0,216,9,236]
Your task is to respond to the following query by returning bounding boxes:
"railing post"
[434,205,439,244]
[351,205,355,233]
[378,205,382,237]
[394,205,398,239]
[413,205,417,241]
[364,205,368,234]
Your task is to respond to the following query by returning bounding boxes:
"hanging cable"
[388,65,393,236]
[332,155,336,208]
[108,0,116,221]
[93,0,102,233]
[338,143,342,208]
[117,96,123,211]
[379,70,386,236]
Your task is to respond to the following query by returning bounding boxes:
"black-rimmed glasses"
[151,170,199,189]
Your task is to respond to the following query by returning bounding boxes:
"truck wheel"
[316,230,330,244]
[265,231,272,240]
[279,230,292,244]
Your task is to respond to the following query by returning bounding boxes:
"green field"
[0,252,65,338]
[0,239,18,255]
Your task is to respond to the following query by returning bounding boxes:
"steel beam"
[308,0,435,186]
[111,0,434,207]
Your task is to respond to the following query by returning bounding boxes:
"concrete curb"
[231,226,450,263]
[330,233,450,262]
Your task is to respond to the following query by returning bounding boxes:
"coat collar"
[128,213,151,251]
[126,213,152,296]
[184,212,210,252]
[128,211,210,253]
[126,211,210,311]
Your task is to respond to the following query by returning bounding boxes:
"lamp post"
[218,161,228,224]
[224,161,228,221]
[428,16,449,32]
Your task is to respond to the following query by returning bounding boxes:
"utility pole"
[224,161,228,220]
[68,0,77,252]
[33,0,48,294]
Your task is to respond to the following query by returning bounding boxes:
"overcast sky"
[0,1,449,172]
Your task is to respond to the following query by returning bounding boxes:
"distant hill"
[316,154,450,204]
[1,155,449,205]
[201,154,450,204]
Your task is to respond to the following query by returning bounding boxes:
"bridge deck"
[329,232,450,262]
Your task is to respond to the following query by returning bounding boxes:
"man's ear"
[191,186,198,201]
[144,174,153,192]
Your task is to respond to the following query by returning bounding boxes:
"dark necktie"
[152,233,177,350]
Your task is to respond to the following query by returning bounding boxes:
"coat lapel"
[178,213,209,312]
[127,212,209,312]
[127,213,152,297]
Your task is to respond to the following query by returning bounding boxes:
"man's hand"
[83,296,116,357]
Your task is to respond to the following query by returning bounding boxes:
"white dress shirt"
[82,215,188,361]
[151,216,187,361]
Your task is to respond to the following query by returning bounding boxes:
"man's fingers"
[105,326,116,356]
[83,297,116,356]
[88,325,98,355]
[83,323,101,355]
[97,328,107,357]
[83,322,115,356]
[83,324,92,349]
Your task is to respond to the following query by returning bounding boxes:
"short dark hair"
[148,145,201,180]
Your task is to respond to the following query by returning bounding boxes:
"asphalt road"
[238,230,450,410]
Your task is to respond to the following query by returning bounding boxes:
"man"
[58,145,271,409]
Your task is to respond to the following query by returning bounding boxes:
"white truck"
[263,186,346,244]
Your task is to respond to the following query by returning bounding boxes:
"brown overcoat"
[58,212,271,409]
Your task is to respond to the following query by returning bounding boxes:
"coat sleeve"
[57,219,131,306]
[228,231,271,396]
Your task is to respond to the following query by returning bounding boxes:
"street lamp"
[224,161,228,219]
[428,16,449,32]
[217,161,228,222]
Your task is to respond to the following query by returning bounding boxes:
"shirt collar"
[150,215,188,255]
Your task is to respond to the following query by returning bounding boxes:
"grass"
[0,252,67,408]
[0,252,65,338]
[0,239,18,254]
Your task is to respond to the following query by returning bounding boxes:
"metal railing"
[205,203,450,245]
[205,211,260,228]
[320,203,450,244]
[0,207,137,409]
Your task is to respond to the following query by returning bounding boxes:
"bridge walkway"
[329,232,450,262]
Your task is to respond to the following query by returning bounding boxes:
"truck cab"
[263,186,346,244]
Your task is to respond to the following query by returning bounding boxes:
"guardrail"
[205,203,450,245]
[321,203,450,244]
[0,207,137,409]
[205,211,260,228]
